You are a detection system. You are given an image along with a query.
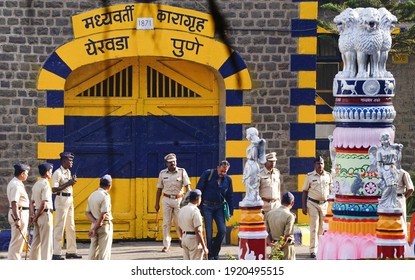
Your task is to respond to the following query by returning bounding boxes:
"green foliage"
[268,237,285,260]
[225,252,237,260]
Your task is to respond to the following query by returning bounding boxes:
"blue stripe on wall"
[42,52,72,79]
[226,158,243,176]
[226,90,243,106]
[47,91,64,107]
[46,126,64,142]
[291,19,317,37]
[289,157,315,175]
[226,124,243,140]
[316,139,330,150]
[218,51,247,79]
[291,55,317,71]
[290,88,315,106]
[290,123,315,140]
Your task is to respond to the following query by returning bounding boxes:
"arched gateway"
[36,3,252,239]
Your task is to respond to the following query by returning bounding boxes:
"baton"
[10,213,31,251]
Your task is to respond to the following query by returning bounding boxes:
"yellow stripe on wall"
[38,108,65,125]
[298,37,317,55]
[226,140,250,158]
[299,2,318,19]
[298,140,316,157]
[298,71,316,88]
[37,142,64,159]
[298,105,316,123]
[316,114,334,122]
[37,69,66,91]
[225,106,251,124]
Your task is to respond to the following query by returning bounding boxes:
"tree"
[319,0,415,54]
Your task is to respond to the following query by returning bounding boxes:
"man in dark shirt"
[196,160,233,260]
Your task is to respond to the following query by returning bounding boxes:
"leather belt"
[163,193,183,199]
[10,207,29,211]
[36,209,52,213]
[262,197,279,203]
[397,193,404,197]
[184,231,195,235]
[56,192,71,197]
[203,200,223,206]
[308,197,327,205]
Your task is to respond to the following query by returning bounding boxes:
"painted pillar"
[238,206,268,260]
[376,210,406,258]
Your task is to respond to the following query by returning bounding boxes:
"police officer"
[52,152,82,260]
[155,153,191,252]
[265,192,296,260]
[86,174,113,260]
[29,162,54,260]
[7,163,30,260]
[397,168,414,238]
[259,152,281,213]
[302,156,332,259]
[177,189,208,260]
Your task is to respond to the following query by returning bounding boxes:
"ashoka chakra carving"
[362,80,380,96]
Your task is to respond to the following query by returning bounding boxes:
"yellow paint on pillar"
[223,69,252,90]
[299,2,318,19]
[37,142,64,159]
[298,140,316,157]
[38,108,65,125]
[229,175,244,192]
[298,37,317,55]
[225,106,251,124]
[298,106,316,123]
[298,71,316,88]
[298,174,306,191]
[37,69,66,90]
[316,114,334,122]
[226,140,250,158]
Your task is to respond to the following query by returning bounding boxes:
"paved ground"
[0,240,312,260]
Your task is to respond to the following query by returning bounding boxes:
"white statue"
[378,7,397,78]
[369,132,403,210]
[335,7,396,79]
[240,127,266,207]
[334,8,359,78]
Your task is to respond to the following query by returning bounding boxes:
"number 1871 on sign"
[136,18,154,30]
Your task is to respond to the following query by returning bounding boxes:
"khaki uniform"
[7,177,30,260]
[52,166,78,256]
[259,167,281,213]
[265,205,296,260]
[302,170,332,254]
[29,178,53,260]
[86,188,113,260]
[397,169,414,237]
[157,167,191,248]
[178,203,204,260]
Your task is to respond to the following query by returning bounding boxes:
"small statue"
[369,132,403,210]
[240,127,266,207]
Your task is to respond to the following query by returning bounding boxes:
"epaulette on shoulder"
[307,171,314,176]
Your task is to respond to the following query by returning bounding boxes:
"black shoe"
[66,253,82,259]
[310,253,316,259]
[52,254,65,260]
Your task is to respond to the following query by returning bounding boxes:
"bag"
[223,200,230,221]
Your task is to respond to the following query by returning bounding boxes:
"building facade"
[1,0,414,239]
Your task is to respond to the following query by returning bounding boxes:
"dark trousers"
[202,203,226,260]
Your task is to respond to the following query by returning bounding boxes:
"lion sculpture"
[335,7,396,79]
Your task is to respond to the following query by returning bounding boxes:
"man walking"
[52,152,82,260]
[7,163,30,260]
[196,160,233,260]
[155,153,191,252]
[259,152,281,213]
[302,156,332,258]
[177,189,208,260]
[265,192,296,260]
[86,174,113,260]
[29,162,54,260]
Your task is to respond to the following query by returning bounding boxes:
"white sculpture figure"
[369,132,403,209]
[241,127,266,207]
[378,7,397,78]
[334,8,359,78]
[328,135,336,171]
[356,7,382,78]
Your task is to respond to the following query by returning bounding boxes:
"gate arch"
[36,3,251,239]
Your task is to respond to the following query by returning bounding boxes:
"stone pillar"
[238,206,268,260]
